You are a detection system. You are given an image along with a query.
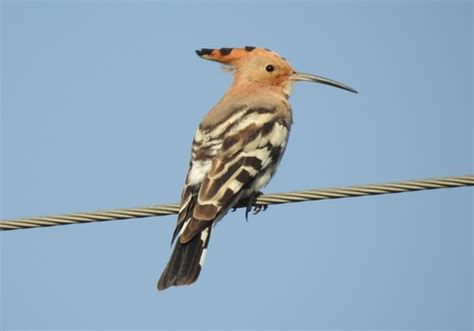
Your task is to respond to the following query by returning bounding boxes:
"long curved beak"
[291,72,358,93]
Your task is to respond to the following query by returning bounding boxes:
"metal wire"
[1,175,472,231]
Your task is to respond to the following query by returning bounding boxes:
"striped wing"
[177,112,290,244]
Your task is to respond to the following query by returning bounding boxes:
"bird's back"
[158,93,292,290]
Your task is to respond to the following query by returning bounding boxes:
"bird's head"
[195,46,357,96]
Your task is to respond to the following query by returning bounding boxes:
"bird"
[157,46,357,291]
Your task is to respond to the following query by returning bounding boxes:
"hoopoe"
[157,47,357,290]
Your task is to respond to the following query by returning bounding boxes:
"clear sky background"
[1,1,472,329]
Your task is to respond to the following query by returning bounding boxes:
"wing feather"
[172,103,290,244]
[179,119,289,243]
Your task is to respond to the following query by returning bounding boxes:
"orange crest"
[195,46,285,66]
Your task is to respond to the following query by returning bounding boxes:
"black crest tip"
[195,48,214,57]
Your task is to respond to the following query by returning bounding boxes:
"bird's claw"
[252,203,268,215]
[244,191,267,222]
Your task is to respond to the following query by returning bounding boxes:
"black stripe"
[236,169,251,184]
[245,46,256,52]
[157,225,212,290]
[268,143,283,159]
[221,121,274,152]
[242,156,263,169]
[221,188,235,205]
[221,106,277,137]
[219,48,233,56]
[203,161,242,199]
[261,121,275,136]
[221,134,240,151]
[241,106,276,117]
[196,48,214,56]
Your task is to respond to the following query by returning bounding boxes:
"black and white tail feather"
[157,221,212,290]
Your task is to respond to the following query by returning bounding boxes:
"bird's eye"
[265,64,275,72]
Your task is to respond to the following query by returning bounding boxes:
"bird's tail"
[157,225,212,291]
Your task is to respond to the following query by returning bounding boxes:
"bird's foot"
[253,203,268,215]
[245,191,268,222]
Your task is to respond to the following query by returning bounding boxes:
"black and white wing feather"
[158,102,291,290]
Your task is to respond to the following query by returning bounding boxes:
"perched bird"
[157,47,357,290]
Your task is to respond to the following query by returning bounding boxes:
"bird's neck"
[227,79,292,101]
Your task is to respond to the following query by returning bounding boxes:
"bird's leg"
[245,191,267,221]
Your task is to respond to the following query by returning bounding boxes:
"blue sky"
[1,1,472,329]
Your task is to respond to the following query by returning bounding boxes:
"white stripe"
[199,248,207,266]
[178,219,190,237]
[228,179,243,193]
[188,159,212,185]
[207,108,250,137]
[227,113,274,136]
[199,228,209,266]
[195,107,248,143]
[269,123,288,147]
[200,228,209,243]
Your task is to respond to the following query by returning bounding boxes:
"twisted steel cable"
[1,175,472,231]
